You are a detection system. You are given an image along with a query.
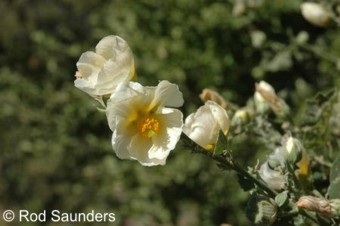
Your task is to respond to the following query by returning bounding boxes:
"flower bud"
[250,30,266,48]
[296,196,337,217]
[246,195,277,225]
[254,81,275,114]
[301,2,332,27]
[199,89,228,109]
[232,1,246,17]
[231,109,251,126]
[296,31,309,45]
[254,81,290,118]
[283,136,303,165]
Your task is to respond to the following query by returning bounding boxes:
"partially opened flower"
[74,35,135,97]
[259,147,287,190]
[183,101,230,151]
[106,81,183,166]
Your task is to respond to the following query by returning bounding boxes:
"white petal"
[151,80,184,108]
[183,103,221,149]
[95,59,134,94]
[74,78,97,96]
[149,108,183,159]
[206,101,230,135]
[259,163,286,190]
[77,51,107,69]
[106,99,135,132]
[129,134,154,165]
[112,131,133,160]
[108,82,144,105]
[76,62,100,82]
[95,35,129,60]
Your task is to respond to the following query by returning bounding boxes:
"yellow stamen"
[138,116,160,138]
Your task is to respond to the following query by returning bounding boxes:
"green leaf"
[328,154,340,199]
[213,130,229,156]
[274,191,289,208]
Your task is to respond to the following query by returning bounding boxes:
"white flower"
[106,81,184,166]
[74,35,135,96]
[259,148,286,190]
[183,101,230,150]
[301,2,332,27]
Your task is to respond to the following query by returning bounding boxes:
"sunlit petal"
[106,81,184,166]
[74,35,134,96]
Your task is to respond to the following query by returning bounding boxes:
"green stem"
[212,154,278,198]
[300,43,339,65]
[196,148,330,225]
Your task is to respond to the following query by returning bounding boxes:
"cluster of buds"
[259,135,307,191]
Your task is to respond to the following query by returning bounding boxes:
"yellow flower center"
[138,116,160,138]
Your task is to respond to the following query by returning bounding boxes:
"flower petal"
[77,51,107,69]
[128,134,156,166]
[206,101,230,135]
[151,80,184,108]
[148,108,183,160]
[112,131,133,160]
[95,35,129,60]
[95,59,134,94]
[74,35,135,96]
[183,101,229,150]
[183,109,218,149]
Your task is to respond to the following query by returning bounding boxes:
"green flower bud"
[296,31,309,45]
[246,195,278,225]
[231,109,251,126]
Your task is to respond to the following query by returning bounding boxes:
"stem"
[300,43,339,65]
[195,148,331,225]
[212,154,278,198]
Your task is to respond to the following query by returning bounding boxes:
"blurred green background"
[1,0,339,225]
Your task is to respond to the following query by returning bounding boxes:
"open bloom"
[183,101,230,150]
[74,35,135,96]
[106,81,183,166]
